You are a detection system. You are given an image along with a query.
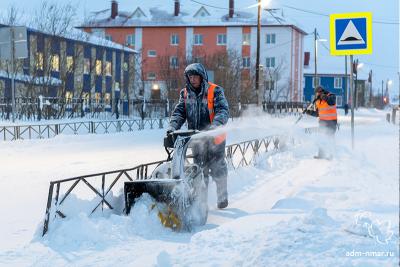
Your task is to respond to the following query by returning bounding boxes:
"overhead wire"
[188,1,400,25]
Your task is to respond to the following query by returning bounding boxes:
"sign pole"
[350,55,354,149]
[10,27,16,123]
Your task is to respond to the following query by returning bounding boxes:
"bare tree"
[263,57,288,102]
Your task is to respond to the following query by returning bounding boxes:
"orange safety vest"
[184,82,227,144]
[315,96,337,121]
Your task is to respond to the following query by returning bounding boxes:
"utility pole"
[10,27,16,123]
[255,0,261,105]
[381,80,384,108]
[354,59,358,110]
[369,70,372,107]
[314,28,317,90]
[350,55,354,149]
[345,55,348,103]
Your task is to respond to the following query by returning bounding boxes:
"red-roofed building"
[79,0,306,103]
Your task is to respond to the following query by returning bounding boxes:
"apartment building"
[80,0,306,102]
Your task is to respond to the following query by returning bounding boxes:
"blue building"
[0,24,137,115]
[303,73,350,108]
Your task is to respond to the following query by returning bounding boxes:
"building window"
[265,80,275,91]
[95,59,102,75]
[194,34,203,45]
[105,35,112,41]
[123,62,128,71]
[147,72,156,80]
[105,61,112,76]
[95,92,101,103]
[217,34,227,45]
[312,77,321,88]
[193,57,204,64]
[126,34,135,46]
[336,95,343,106]
[266,57,275,68]
[170,56,179,69]
[266,33,276,44]
[242,57,250,69]
[65,91,73,101]
[105,93,111,105]
[334,77,342,88]
[148,50,157,57]
[92,29,105,38]
[171,79,178,89]
[51,54,60,72]
[171,34,179,45]
[84,58,90,74]
[66,56,74,72]
[242,33,250,45]
[35,52,44,70]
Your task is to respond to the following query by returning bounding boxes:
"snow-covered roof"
[0,70,62,85]
[80,0,306,34]
[32,27,138,53]
[0,23,137,53]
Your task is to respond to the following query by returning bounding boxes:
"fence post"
[392,108,396,124]
[90,121,95,134]
[386,113,390,123]
[42,182,54,236]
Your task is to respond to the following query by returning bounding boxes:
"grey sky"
[0,0,399,97]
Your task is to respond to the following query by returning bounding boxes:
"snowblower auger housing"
[124,130,208,230]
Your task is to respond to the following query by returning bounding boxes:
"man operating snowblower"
[167,63,230,209]
[304,86,338,159]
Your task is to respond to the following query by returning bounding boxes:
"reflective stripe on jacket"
[316,96,337,121]
[184,82,227,144]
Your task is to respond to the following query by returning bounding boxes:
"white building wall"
[227,27,242,55]
[185,27,194,61]
[134,28,144,99]
[259,26,294,101]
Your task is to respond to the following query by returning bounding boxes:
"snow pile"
[0,109,398,266]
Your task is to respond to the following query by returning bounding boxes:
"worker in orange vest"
[168,63,229,209]
[305,86,338,159]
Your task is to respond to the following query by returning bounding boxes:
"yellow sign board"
[329,12,372,56]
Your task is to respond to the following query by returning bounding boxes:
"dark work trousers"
[317,120,337,158]
[191,138,228,203]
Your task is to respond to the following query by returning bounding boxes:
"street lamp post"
[385,79,393,105]
[255,0,261,105]
[381,80,384,108]
[313,28,327,91]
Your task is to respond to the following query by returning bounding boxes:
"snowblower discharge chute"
[124,130,208,230]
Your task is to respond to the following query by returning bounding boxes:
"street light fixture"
[255,0,271,105]
[313,30,327,89]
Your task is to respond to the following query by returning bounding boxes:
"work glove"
[321,94,328,101]
[166,126,175,135]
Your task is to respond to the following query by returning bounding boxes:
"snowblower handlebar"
[164,129,199,149]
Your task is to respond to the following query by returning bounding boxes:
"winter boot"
[216,176,228,209]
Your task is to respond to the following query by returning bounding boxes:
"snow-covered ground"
[0,109,398,267]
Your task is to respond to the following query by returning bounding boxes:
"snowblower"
[124,130,209,230]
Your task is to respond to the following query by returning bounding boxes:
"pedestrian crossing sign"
[330,12,372,56]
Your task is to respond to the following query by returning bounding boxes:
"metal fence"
[262,101,306,114]
[42,134,286,235]
[0,97,305,122]
[0,118,170,141]
[0,97,176,121]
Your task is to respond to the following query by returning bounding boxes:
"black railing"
[0,118,170,141]
[0,97,306,121]
[0,97,176,121]
[42,134,286,235]
[262,101,306,114]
